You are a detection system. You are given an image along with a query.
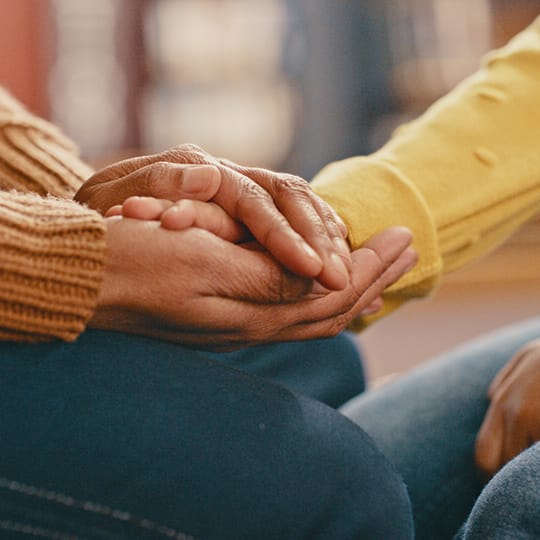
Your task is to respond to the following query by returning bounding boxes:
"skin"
[92,220,417,350]
[107,196,387,316]
[476,339,540,477]
[106,197,384,316]
[75,144,352,291]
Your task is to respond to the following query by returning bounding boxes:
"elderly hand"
[91,219,416,350]
[75,144,351,290]
[475,339,540,477]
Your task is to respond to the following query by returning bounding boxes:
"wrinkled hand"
[106,196,386,316]
[475,339,540,477]
[75,144,351,290]
[91,219,416,350]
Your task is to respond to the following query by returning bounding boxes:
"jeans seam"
[0,478,197,540]
[0,519,83,539]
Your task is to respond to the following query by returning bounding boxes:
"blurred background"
[1,0,539,380]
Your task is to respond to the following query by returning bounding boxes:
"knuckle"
[234,181,270,216]
[325,317,347,338]
[176,142,203,154]
[274,174,310,197]
[73,184,90,203]
[166,144,210,165]
[142,161,168,191]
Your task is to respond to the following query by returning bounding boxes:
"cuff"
[0,191,106,341]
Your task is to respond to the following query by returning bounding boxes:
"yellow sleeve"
[312,16,540,326]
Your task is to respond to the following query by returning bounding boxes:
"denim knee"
[458,443,540,540]
[293,399,413,540]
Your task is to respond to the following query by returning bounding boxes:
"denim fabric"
[0,330,412,539]
[456,442,540,540]
[205,331,365,408]
[343,317,540,540]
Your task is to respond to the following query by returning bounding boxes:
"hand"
[91,220,416,350]
[75,144,351,290]
[475,339,540,477]
[106,196,247,243]
[107,196,386,317]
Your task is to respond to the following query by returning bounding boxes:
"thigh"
[456,442,540,540]
[343,317,540,540]
[0,330,410,540]
[206,332,365,408]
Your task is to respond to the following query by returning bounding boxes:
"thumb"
[99,163,222,212]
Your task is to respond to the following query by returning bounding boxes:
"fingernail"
[302,242,323,267]
[296,241,323,277]
[182,165,220,194]
[360,303,383,316]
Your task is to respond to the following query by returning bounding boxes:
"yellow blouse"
[313,16,540,325]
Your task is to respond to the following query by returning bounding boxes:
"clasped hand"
[476,339,540,476]
[76,143,352,290]
[76,144,417,349]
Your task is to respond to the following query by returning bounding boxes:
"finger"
[94,163,222,213]
[225,159,348,238]
[355,245,417,306]
[266,226,414,329]
[488,344,538,398]
[308,190,351,256]
[501,408,530,468]
[161,200,246,243]
[488,351,525,398]
[300,190,353,285]
[277,245,417,341]
[234,248,414,345]
[359,297,384,317]
[219,164,351,290]
[206,238,315,304]
[173,228,412,347]
[475,403,505,477]
[268,172,353,282]
[211,167,327,282]
[105,205,123,217]
[122,197,174,220]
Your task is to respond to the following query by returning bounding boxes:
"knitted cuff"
[0,191,106,342]
[0,89,94,198]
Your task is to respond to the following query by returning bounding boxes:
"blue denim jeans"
[343,316,540,540]
[456,441,540,540]
[0,330,413,539]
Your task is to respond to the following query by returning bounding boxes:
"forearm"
[0,190,105,341]
[313,16,540,319]
[0,88,94,197]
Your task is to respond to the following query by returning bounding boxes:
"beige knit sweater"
[0,89,105,342]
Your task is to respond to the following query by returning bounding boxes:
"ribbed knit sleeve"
[312,16,540,326]
[0,191,105,341]
[0,89,106,341]
[0,88,94,197]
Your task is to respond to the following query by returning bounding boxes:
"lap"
[457,441,540,540]
[206,330,364,407]
[0,330,409,540]
[343,316,540,540]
